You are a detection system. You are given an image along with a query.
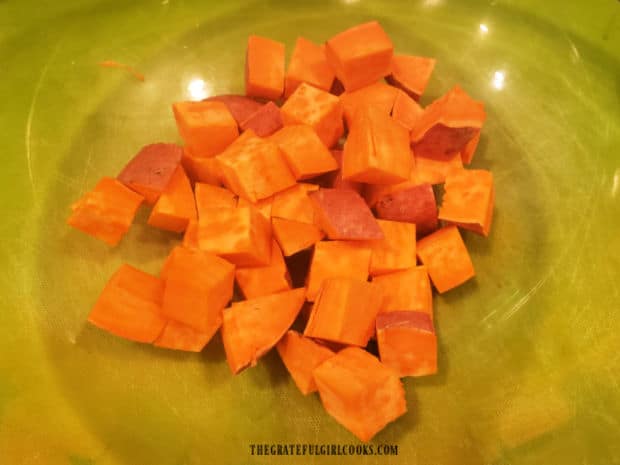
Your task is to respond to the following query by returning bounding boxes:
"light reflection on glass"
[479,23,489,34]
[187,78,210,100]
[492,70,505,90]
[341,0,360,4]
[423,0,441,6]
[612,169,619,198]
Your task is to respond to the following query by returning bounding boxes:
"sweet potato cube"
[363,220,416,276]
[461,132,480,165]
[313,347,407,442]
[197,206,271,267]
[342,107,412,184]
[181,147,222,185]
[153,320,213,352]
[416,225,475,293]
[68,177,143,246]
[88,264,166,343]
[439,168,494,236]
[374,183,438,237]
[271,182,319,224]
[280,83,344,148]
[373,266,433,318]
[216,130,296,202]
[340,82,398,127]
[285,37,335,98]
[222,288,306,374]
[237,196,273,220]
[172,100,238,157]
[148,165,197,233]
[309,188,383,240]
[276,330,335,395]
[386,55,436,100]
[413,151,464,185]
[411,85,486,158]
[245,35,285,100]
[325,21,394,92]
[376,311,437,377]
[322,150,363,193]
[117,143,182,204]
[235,239,291,299]
[391,90,424,131]
[161,246,235,337]
[239,101,283,137]
[204,94,262,126]
[306,240,371,301]
[194,183,237,219]
[304,278,383,346]
[271,217,324,257]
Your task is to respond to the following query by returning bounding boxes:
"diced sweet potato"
[373,266,433,318]
[325,21,394,92]
[239,101,283,137]
[391,90,424,131]
[313,347,407,442]
[204,94,263,126]
[318,150,363,193]
[416,225,475,293]
[181,147,223,185]
[276,330,335,395]
[194,183,237,219]
[413,151,464,185]
[222,288,306,374]
[363,220,416,276]
[271,183,319,224]
[304,278,383,347]
[309,188,383,240]
[147,165,197,233]
[376,311,437,377]
[271,217,324,257]
[153,320,213,352]
[237,196,273,220]
[235,239,291,299]
[460,132,481,164]
[374,183,438,237]
[245,35,285,100]
[117,143,183,204]
[285,37,335,97]
[386,55,436,100]
[340,82,398,128]
[305,240,371,301]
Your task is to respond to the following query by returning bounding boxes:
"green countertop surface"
[1,1,619,464]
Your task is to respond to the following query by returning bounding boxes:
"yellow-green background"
[1,0,619,464]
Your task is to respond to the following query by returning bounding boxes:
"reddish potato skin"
[240,101,283,137]
[412,124,479,159]
[117,143,183,204]
[374,183,438,237]
[204,94,263,126]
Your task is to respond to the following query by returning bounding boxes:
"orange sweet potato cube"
[285,37,335,98]
[181,146,223,185]
[386,55,436,100]
[325,21,394,92]
[172,100,239,157]
[391,89,424,131]
[216,130,296,202]
[280,83,344,148]
[235,239,291,299]
[340,82,398,128]
[304,278,383,347]
[194,183,238,219]
[245,35,285,100]
[147,165,197,233]
[271,183,319,224]
[416,225,475,293]
[373,266,433,318]
[271,217,324,257]
[153,320,213,352]
[363,220,416,276]
[305,240,371,301]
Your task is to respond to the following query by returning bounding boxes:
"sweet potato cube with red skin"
[413,151,464,185]
[342,107,412,185]
[411,85,486,158]
[373,266,433,318]
[272,217,324,257]
[309,188,383,240]
[245,35,285,100]
[161,246,235,336]
[117,143,182,205]
[439,168,495,236]
[269,125,338,180]
[392,90,424,131]
[306,240,371,301]
[363,220,416,276]
[181,147,223,185]
[205,94,262,126]
[239,101,283,137]
[304,278,383,347]
[88,264,166,343]
[172,100,238,157]
[194,183,237,219]
[153,320,213,352]
[325,21,394,92]
[285,37,335,98]
[280,83,344,148]
[340,82,399,128]
[376,311,437,377]
[216,130,296,202]
[461,132,480,165]
[417,225,475,293]
[197,206,272,267]
[374,183,438,237]
[276,330,335,395]
[271,183,319,224]
[68,177,143,246]
[235,239,291,299]
[313,347,407,442]
[237,196,273,221]
[386,55,436,100]
[222,288,306,374]
[148,165,197,233]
